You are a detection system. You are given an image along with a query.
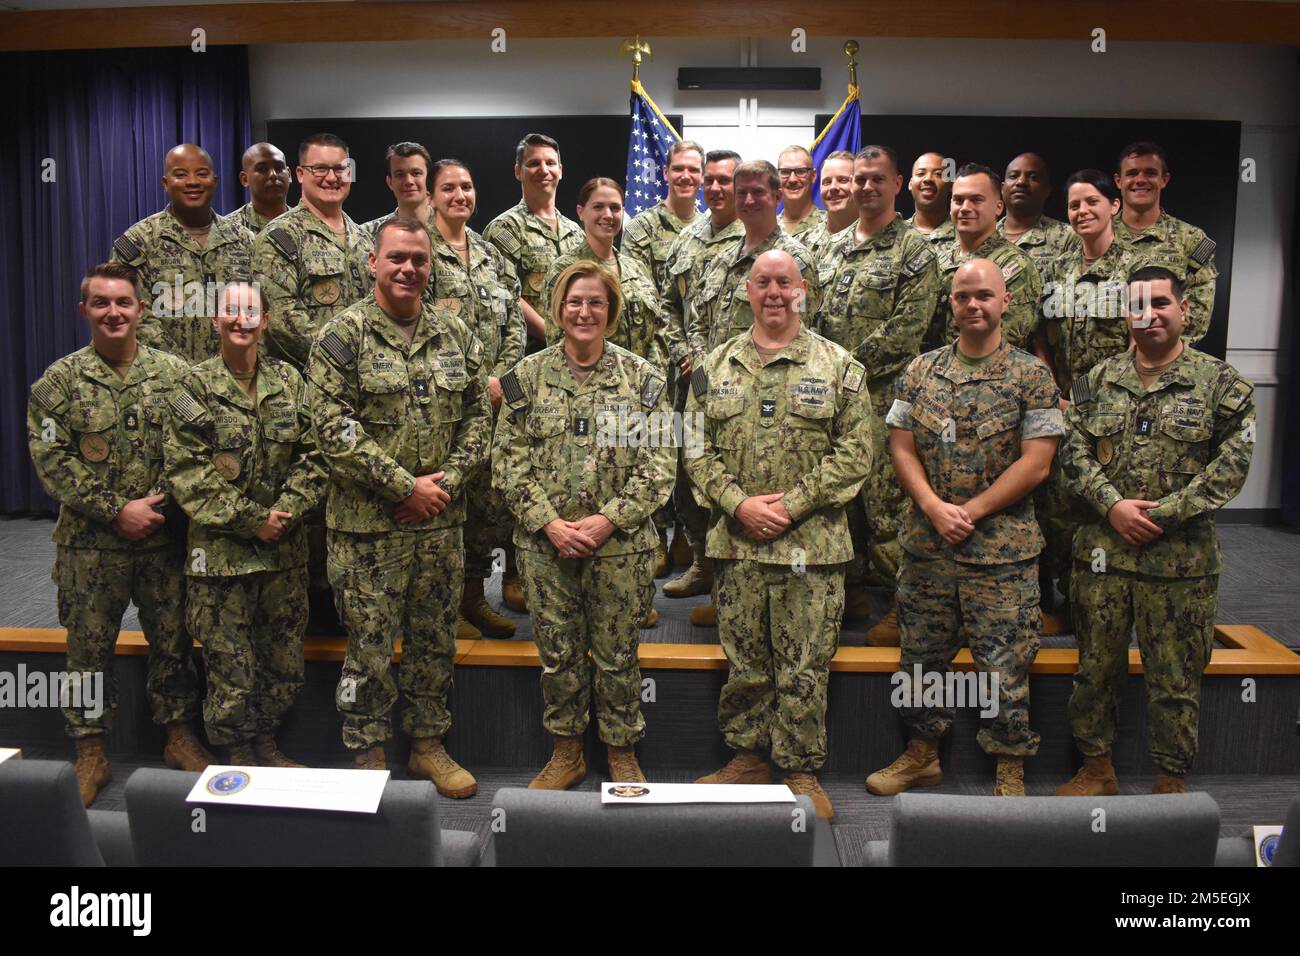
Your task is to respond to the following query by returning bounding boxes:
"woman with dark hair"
[492,260,675,790]
[428,158,530,639]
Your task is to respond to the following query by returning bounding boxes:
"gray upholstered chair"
[1215,793,1300,867]
[862,792,1222,866]
[125,768,480,866]
[484,787,839,866]
[0,758,134,866]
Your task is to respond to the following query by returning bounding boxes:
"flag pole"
[844,39,859,93]
[620,34,652,89]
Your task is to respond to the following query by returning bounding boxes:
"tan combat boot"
[1040,610,1071,636]
[866,738,943,795]
[227,742,258,766]
[690,603,717,627]
[459,576,516,639]
[529,734,587,790]
[1153,771,1187,794]
[640,607,660,628]
[696,749,772,785]
[865,608,900,647]
[253,734,305,768]
[354,745,385,770]
[784,772,834,819]
[994,757,1025,796]
[455,615,482,640]
[607,745,646,783]
[501,574,528,613]
[163,722,215,772]
[668,530,693,567]
[74,736,111,807]
[409,736,477,798]
[663,555,713,598]
[654,531,671,578]
[1055,753,1119,796]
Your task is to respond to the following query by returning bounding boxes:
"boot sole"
[1056,781,1119,797]
[528,764,587,790]
[163,750,212,772]
[662,582,712,598]
[435,781,478,799]
[865,766,943,796]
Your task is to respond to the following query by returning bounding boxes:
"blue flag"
[625,80,702,217]
[810,85,862,209]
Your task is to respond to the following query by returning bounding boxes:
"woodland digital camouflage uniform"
[307,296,490,749]
[165,355,326,746]
[1113,211,1217,345]
[482,200,583,323]
[927,233,1042,352]
[816,215,940,582]
[887,341,1064,755]
[905,215,955,246]
[233,202,276,237]
[783,205,826,240]
[998,215,1078,278]
[684,325,873,770]
[800,218,854,261]
[622,199,701,292]
[110,208,254,363]
[1062,347,1254,774]
[28,345,200,736]
[493,342,674,744]
[253,201,373,369]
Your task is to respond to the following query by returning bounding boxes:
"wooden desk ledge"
[2,624,1298,676]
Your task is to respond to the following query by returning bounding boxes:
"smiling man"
[998,152,1076,276]
[777,145,826,239]
[111,143,254,363]
[235,142,291,235]
[623,139,704,292]
[800,150,859,259]
[360,142,437,251]
[905,151,955,245]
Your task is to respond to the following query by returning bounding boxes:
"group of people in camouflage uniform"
[28,129,1253,821]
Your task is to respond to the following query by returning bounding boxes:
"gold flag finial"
[621,35,652,85]
[843,39,859,90]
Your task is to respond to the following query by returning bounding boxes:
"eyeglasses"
[778,167,813,179]
[302,164,352,181]
[563,297,609,311]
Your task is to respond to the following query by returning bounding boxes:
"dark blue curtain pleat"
[0,46,252,514]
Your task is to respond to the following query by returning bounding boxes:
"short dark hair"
[515,133,561,167]
[955,162,1002,194]
[734,159,780,194]
[298,133,350,164]
[856,145,899,174]
[705,149,743,166]
[429,157,472,184]
[577,177,624,206]
[374,216,432,250]
[1117,141,1169,175]
[385,142,432,174]
[1128,265,1184,301]
[81,262,141,302]
[1064,168,1121,204]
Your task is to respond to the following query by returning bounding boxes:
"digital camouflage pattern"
[684,324,873,564]
[516,548,652,746]
[713,559,843,771]
[1061,347,1255,578]
[888,341,1064,564]
[426,229,524,378]
[897,554,1042,756]
[928,233,1042,351]
[687,229,823,357]
[1114,211,1217,345]
[328,527,464,749]
[800,218,854,261]
[306,296,491,534]
[905,215,955,246]
[482,200,583,321]
[253,201,373,369]
[492,342,675,557]
[541,240,674,372]
[111,208,254,363]
[664,214,744,366]
[998,215,1078,279]
[782,205,826,240]
[234,202,276,237]
[165,355,325,576]
[186,566,308,746]
[622,200,701,291]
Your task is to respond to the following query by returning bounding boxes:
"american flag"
[625,80,699,218]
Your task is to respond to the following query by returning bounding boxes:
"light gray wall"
[249,36,1299,510]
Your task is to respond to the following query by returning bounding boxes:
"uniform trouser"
[673,374,710,551]
[186,567,308,746]
[861,387,907,585]
[897,553,1042,756]
[713,559,844,772]
[54,545,198,738]
[1034,456,1085,607]
[464,468,515,581]
[328,527,463,750]
[516,547,651,746]
[1068,564,1217,775]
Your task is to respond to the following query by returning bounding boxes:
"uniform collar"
[157,205,224,254]
[849,213,905,252]
[206,355,285,410]
[294,200,359,246]
[1115,209,1173,243]
[79,344,163,389]
[729,323,811,374]
[430,228,490,271]
[727,225,783,267]
[363,297,445,354]
[998,215,1053,246]
[542,343,620,394]
[514,201,580,240]
[909,216,955,242]
[935,339,1012,384]
[1105,346,1199,396]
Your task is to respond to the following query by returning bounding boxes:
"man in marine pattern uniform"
[165,281,325,768]
[905,151,955,245]
[815,145,940,644]
[686,250,873,820]
[1112,142,1218,345]
[28,263,213,806]
[1057,266,1253,797]
[777,145,827,239]
[998,153,1077,277]
[306,219,490,796]
[234,142,291,236]
[867,259,1062,798]
[925,163,1041,352]
[110,143,253,364]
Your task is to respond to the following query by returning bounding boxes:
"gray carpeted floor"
[3,516,1299,648]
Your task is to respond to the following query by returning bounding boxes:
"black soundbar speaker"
[677,67,821,91]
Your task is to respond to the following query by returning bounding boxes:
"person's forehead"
[303,144,347,163]
[1007,154,1044,174]
[750,257,798,280]
[1068,182,1103,200]
[913,154,944,173]
[856,156,893,174]
[248,146,282,166]
[704,160,737,176]
[670,149,703,165]
[87,277,136,298]
[736,174,771,189]
[586,186,622,201]
[1130,279,1175,298]
[390,154,427,169]
[167,150,209,169]
[822,158,853,175]
[379,230,431,252]
[521,145,559,163]
[1121,153,1163,171]
[779,148,809,163]
[953,175,995,196]
[435,165,472,184]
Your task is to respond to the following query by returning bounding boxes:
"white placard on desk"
[599,781,797,806]
[186,765,389,814]
[1253,825,1284,867]
[0,747,20,765]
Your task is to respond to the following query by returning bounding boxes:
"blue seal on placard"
[1259,833,1281,866]
[206,770,251,795]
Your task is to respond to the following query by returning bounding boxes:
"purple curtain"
[0,46,252,513]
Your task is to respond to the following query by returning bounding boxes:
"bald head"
[950,258,1010,336]
[161,143,216,215]
[166,143,214,168]
[747,249,807,330]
